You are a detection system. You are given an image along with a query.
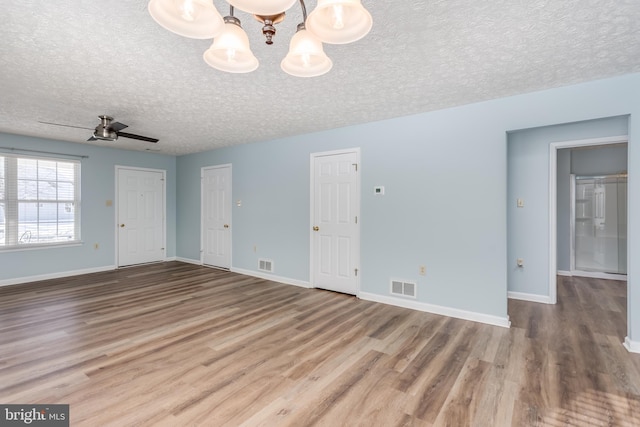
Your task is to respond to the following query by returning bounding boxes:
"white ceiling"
[1,0,639,155]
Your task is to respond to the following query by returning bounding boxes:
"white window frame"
[0,153,81,251]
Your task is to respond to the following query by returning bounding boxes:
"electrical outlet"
[94,243,99,250]
[419,265,426,276]
[517,258,524,267]
[253,245,257,252]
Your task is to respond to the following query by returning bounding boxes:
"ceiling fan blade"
[117,132,159,143]
[110,122,128,132]
[39,121,93,130]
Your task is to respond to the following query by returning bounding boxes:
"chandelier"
[148,0,372,77]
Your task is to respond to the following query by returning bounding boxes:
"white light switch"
[517,198,524,208]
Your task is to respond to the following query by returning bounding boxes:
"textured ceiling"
[1,0,639,155]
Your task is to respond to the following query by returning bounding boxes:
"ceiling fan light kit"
[148,0,372,77]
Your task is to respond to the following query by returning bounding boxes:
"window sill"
[0,241,84,253]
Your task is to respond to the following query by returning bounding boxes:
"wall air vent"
[258,258,274,273]
[391,280,416,298]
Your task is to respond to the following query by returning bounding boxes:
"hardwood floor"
[1,262,639,426]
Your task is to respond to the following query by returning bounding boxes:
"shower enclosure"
[572,174,627,275]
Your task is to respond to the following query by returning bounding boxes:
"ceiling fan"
[39,115,159,143]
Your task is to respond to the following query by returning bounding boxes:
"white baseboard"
[230,267,312,289]
[623,337,640,354]
[557,270,572,277]
[359,291,510,328]
[508,291,554,304]
[175,259,312,290]
[217,266,509,328]
[175,257,202,265]
[0,265,117,288]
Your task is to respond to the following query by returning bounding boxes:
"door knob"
[120,224,125,228]
[224,224,229,228]
[313,226,319,231]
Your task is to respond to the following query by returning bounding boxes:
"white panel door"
[312,150,359,295]
[202,165,231,269]
[117,168,165,267]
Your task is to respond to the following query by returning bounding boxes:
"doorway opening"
[550,136,628,303]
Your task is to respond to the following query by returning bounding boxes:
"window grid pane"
[1,155,80,249]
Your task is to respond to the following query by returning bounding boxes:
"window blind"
[0,154,81,249]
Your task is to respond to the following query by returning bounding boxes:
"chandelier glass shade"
[306,0,372,44]
[281,25,332,77]
[203,17,259,73]
[148,0,372,77]
[148,0,224,39]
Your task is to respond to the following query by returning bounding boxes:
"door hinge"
[352,163,358,172]
[161,248,165,250]
[355,216,358,224]
[355,268,358,276]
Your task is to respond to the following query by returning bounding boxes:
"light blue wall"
[177,140,317,281]
[508,117,629,278]
[178,114,509,317]
[0,133,176,280]
[177,73,640,331]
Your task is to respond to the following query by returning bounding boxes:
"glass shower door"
[573,175,627,275]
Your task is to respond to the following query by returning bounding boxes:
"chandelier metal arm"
[299,0,307,21]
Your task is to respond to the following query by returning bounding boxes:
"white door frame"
[201,164,232,269]
[309,148,361,295]
[115,165,167,267]
[548,135,628,304]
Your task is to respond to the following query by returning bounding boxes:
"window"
[0,154,81,250]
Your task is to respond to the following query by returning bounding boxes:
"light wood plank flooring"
[1,262,639,426]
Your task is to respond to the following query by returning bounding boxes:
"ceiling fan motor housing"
[93,125,117,141]
[94,115,118,141]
